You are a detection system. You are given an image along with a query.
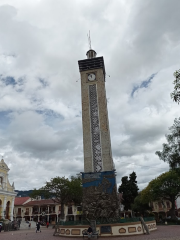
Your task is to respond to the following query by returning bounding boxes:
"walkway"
[0,226,180,240]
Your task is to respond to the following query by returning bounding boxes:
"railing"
[143,217,155,222]
[56,217,155,226]
[57,220,89,226]
[2,222,19,231]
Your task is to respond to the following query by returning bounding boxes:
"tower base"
[82,171,119,221]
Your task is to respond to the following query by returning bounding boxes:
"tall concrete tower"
[78,49,118,220]
[78,49,114,173]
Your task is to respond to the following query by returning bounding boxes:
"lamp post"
[3,209,6,219]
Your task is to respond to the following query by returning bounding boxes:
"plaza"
[0,226,180,240]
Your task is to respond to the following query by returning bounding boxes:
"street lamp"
[3,209,6,219]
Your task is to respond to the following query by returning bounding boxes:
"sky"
[0,0,180,191]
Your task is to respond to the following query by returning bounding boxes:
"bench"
[83,220,99,239]
[82,229,99,239]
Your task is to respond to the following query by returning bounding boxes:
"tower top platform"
[78,56,105,74]
[86,49,97,59]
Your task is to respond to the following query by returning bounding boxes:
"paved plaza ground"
[0,226,180,240]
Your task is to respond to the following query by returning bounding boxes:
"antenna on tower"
[87,30,91,50]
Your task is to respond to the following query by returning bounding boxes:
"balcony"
[32,211,40,215]
[49,211,56,214]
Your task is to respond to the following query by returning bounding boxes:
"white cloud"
[0,0,179,190]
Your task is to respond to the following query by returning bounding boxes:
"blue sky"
[131,73,157,97]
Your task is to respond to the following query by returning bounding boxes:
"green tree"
[155,118,180,169]
[141,170,180,220]
[30,176,82,219]
[131,192,151,216]
[171,69,180,104]
[118,171,139,211]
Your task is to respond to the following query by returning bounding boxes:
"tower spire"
[86,31,97,59]
[87,30,91,50]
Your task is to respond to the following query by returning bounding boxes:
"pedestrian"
[29,222,31,228]
[46,221,49,228]
[36,222,41,233]
[0,225,2,233]
[18,219,21,228]
[87,225,93,239]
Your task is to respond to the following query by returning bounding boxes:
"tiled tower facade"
[78,50,114,173]
[78,50,118,220]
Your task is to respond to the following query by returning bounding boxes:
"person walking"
[36,222,41,233]
[46,221,49,228]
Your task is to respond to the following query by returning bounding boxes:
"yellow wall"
[0,158,17,220]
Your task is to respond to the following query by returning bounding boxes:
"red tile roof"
[15,197,31,205]
[24,199,58,206]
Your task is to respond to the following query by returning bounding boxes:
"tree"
[141,170,180,220]
[30,176,82,220]
[118,171,139,211]
[131,192,151,216]
[171,69,180,104]
[155,118,180,169]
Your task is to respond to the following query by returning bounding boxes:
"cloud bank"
[0,0,180,190]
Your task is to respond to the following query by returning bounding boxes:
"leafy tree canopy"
[155,117,180,169]
[30,176,82,219]
[131,192,151,216]
[118,171,139,211]
[141,170,180,219]
[171,69,180,104]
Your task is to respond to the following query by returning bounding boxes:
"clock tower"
[78,49,114,173]
[78,49,118,220]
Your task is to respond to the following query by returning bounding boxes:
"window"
[158,202,162,208]
[25,208,29,215]
[18,208,21,215]
[77,206,82,211]
[68,206,72,214]
[166,201,170,208]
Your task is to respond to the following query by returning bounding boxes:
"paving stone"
[0,226,180,240]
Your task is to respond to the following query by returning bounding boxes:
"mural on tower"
[89,84,102,172]
[82,171,118,220]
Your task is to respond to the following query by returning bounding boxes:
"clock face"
[88,73,96,81]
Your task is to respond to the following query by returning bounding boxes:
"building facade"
[14,197,82,223]
[0,158,17,220]
[152,200,172,219]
